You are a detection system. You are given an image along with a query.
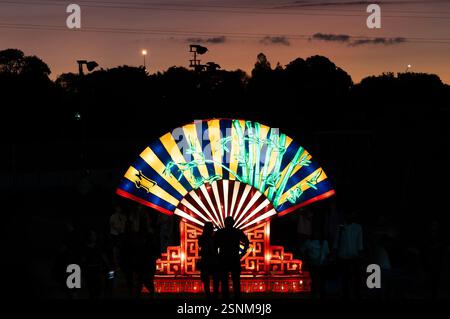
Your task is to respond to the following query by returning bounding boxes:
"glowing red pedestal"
[151,221,310,293]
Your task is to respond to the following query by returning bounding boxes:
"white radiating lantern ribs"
[175,180,277,230]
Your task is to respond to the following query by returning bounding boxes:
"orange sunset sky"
[1,0,450,83]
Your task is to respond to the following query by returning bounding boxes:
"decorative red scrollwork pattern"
[156,221,302,276]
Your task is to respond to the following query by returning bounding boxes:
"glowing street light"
[406,64,412,72]
[142,49,148,69]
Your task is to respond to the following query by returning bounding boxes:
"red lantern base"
[153,221,310,294]
[149,274,310,293]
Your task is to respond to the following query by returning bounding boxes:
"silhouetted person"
[109,204,126,278]
[301,227,330,299]
[333,211,363,300]
[52,222,81,299]
[367,214,395,300]
[215,217,249,299]
[110,205,126,243]
[198,222,219,299]
[120,215,136,296]
[82,230,107,299]
[103,233,116,298]
[134,226,160,298]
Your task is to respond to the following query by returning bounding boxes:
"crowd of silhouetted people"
[53,203,161,299]
[296,204,450,300]
[51,199,449,300]
[52,203,251,300]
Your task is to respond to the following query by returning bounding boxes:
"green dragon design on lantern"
[162,119,316,207]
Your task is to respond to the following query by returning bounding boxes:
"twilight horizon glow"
[1,0,449,83]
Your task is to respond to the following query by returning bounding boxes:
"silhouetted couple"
[198,217,250,300]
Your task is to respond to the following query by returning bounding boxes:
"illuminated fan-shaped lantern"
[116,119,335,227]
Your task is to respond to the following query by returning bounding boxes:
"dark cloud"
[260,36,291,46]
[311,33,406,46]
[186,36,226,44]
[312,33,351,42]
[350,37,406,46]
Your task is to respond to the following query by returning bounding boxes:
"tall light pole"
[142,49,147,69]
[189,44,208,71]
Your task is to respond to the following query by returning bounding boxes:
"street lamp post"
[142,49,147,69]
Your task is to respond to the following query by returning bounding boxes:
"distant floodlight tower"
[77,60,98,75]
[142,49,148,69]
[189,44,208,71]
[405,64,412,72]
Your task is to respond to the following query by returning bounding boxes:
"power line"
[1,0,450,19]
[1,22,450,44]
[1,2,449,42]
[4,0,450,15]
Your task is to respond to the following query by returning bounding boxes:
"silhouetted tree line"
[2,48,448,138]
